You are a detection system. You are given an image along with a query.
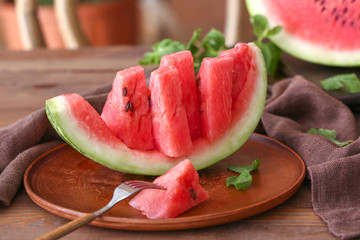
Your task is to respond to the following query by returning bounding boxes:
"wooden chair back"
[16,0,88,50]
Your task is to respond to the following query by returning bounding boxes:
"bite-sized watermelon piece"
[219,43,251,102]
[245,0,360,66]
[198,56,234,141]
[45,43,267,175]
[149,66,193,157]
[160,50,201,139]
[129,159,208,219]
[101,66,154,150]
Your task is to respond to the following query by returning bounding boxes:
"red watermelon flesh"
[198,56,234,141]
[101,66,154,150]
[160,50,201,139]
[149,66,193,157]
[219,43,251,102]
[262,0,360,50]
[129,159,209,219]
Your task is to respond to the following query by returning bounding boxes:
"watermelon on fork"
[45,42,267,175]
[129,159,209,219]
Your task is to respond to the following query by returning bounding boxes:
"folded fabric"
[262,76,360,240]
[1,76,359,239]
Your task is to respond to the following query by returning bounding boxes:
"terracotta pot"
[0,0,137,50]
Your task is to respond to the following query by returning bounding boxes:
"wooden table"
[0,46,338,239]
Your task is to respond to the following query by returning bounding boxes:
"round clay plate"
[24,133,305,231]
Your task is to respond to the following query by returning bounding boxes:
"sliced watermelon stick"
[198,56,234,141]
[160,50,201,139]
[219,43,251,102]
[129,159,208,219]
[101,66,154,150]
[149,66,193,157]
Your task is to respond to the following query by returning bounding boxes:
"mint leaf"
[267,26,283,37]
[250,15,269,42]
[226,158,260,190]
[187,28,201,56]
[139,39,187,66]
[257,42,282,76]
[321,73,360,93]
[307,128,352,147]
[226,169,252,190]
[201,28,226,52]
[139,28,227,73]
[228,158,260,173]
[250,14,283,76]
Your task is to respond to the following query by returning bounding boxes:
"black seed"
[196,77,200,86]
[332,7,337,14]
[342,19,347,25]
[320,0,325,4]
[129,102,134,112]
[190,189,196,199]
[123,87,127,97]
[125,102,131,112]
[335,15,340,21]
[344,7,348,14]
[321,6,326,12]
[350,21,355,26]
[148,96,151,108]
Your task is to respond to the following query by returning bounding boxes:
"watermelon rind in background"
[245,0,360,67]
[45,43,267,176]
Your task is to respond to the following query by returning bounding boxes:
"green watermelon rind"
[45,43,267,176]
[245,0,360,67]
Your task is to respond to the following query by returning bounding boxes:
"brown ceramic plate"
[24,133,305,231]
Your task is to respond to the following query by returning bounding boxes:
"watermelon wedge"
[245,0,360,66]
[101,66,154,150]
[159,50,201,139]
[149,66,193,157]
[45,42,267,175]
[129,159,209,219]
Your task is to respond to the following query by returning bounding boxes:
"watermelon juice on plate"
[45,42,267,176]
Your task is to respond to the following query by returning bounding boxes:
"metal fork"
[36,180,166,240]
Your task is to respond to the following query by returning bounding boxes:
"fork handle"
[35,213,97,240]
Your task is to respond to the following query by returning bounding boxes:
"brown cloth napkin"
[1,76,360,239]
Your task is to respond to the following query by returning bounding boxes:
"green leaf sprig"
[250,14,283,76]
[320,73,360,93]
[139,28,228,72]
[307,128,352,147]
[226,158,260,190]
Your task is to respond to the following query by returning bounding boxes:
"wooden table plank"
[0,46,337,239]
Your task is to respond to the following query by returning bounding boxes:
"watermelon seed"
[321,7,326,12]
[196,76,200,86]
[332,8,337,15]
[123,87,127,97]
[190,189,197,199]
[343,7,348,14]
[148,96,152,108]
[125,102,134,112]
[342,19,347,26]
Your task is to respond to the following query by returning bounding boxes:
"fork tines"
[125,180,166,190]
